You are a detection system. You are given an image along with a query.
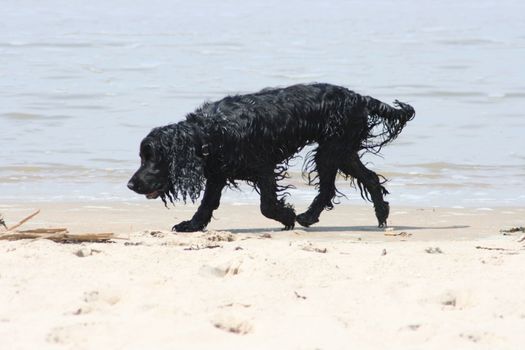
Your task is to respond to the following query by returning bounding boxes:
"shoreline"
[1,201,523,239]
[2,169,524,208]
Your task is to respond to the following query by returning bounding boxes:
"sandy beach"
[1,202,524,349]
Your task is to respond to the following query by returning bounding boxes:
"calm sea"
[1,0,524,207]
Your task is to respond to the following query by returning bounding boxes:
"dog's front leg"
[173,179,226,232]
[257,175,296,230]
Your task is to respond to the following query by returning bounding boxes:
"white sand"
[1,202,525,349]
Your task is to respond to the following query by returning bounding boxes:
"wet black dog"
[128,83,415,232]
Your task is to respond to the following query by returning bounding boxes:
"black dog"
[128,83,414,232]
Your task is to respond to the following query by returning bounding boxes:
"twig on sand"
[384,231,412,237]
[18,228,68,234]
[500,227,525,235]
[475,246,511,251]
[0,231,116,243]
[301,243,328,253]
[294,291,307,300]
[7,209,41,231]
[0,210,119,243]
[184,244,221,251]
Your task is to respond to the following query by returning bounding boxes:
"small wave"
[120,123,145,129]
[408,90,485,98]
[64,104,109,110]
[45,93,110,100]
[397,162,515,171]
[0,41,134,48]
[505,92,525,99]
[403,182,492,189]
[158,42,244,51]
[438,64,470,70]
[0,41,93,48]
[435,38,499,46]
[0,163,131,182]
[1,112,41,120]
[43,75,80,80]
[1,112,73,121]
[376,83,435,89]
[110,63,162,72]
[89,158,135,165]
[406,89,525,101]
[266,72,326,80]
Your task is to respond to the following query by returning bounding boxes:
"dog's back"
[188,83,413,164]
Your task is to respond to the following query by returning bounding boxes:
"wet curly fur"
[128,83,415,232]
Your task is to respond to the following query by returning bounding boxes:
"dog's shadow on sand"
[225,225,470,234]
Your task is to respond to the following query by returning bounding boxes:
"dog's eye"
[142,146,154,160]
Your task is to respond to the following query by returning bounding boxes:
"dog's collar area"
[201,144,210,157]
[190,125,211,159]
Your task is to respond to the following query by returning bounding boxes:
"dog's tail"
[361,96,415,152]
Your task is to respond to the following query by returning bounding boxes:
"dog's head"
[127,124,205,204]
[127,134,169,200]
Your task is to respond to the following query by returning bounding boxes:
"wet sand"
[1,202,525,349]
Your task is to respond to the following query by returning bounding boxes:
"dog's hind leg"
[257,174,296,230]
[339,153,390,227]
[173,178,226,232]
[296,146,338,227]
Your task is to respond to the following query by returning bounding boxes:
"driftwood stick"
[384,231,412,237]
[0,231,117,242]
[7,209,41,231]
[475,246,511,251]
[0,210,126,243]
[17,228,68,234]
[0,232,53,241]
[59,232,116,242]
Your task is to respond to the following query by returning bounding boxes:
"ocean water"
[1,0,524,206]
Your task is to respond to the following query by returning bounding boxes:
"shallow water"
[1,0,524,206]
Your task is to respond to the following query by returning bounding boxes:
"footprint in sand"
[47,323,92,344]
[200,257,244,277]
[47,326,74,344]
[300,242,328,254]
[203,231,237,242]
[212,314,253,335]
[459,331,499,344]
[437,290,474,310]
[72,290,121,315]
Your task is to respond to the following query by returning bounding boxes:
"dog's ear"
[166,129,205,203]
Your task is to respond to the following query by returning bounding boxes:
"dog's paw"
[172,220,205,232]
[296,213,319,228]
[282,223,295,231]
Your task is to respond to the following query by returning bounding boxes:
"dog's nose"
[127,180,136,191]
